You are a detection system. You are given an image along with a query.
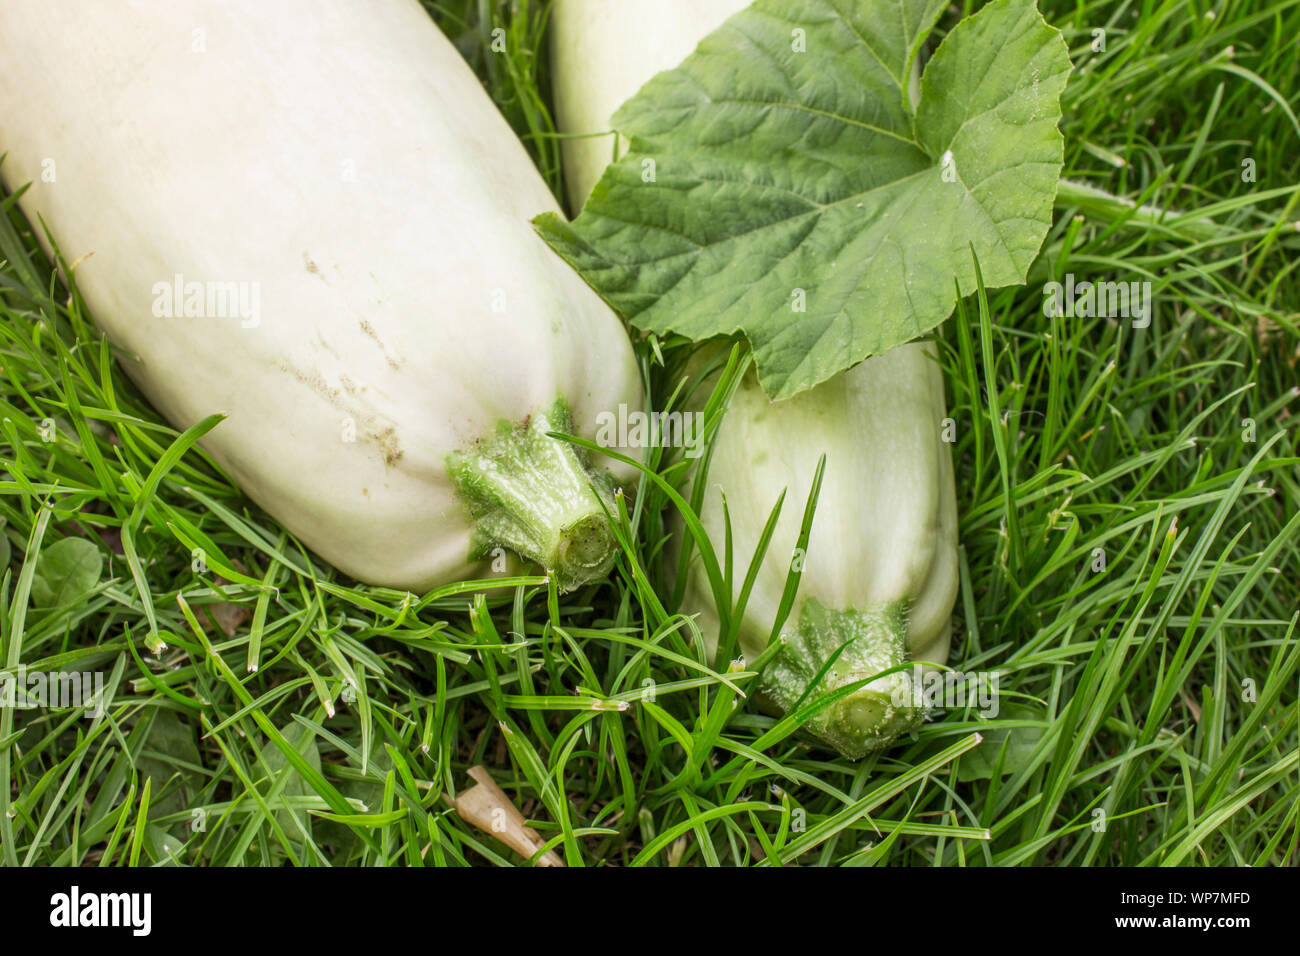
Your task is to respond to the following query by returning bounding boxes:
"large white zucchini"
[551,0,960,756]
[0,0,642,591]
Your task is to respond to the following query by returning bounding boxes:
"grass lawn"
[0,0,1296,866]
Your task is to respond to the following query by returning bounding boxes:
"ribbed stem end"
[762,598,921,759]
[447,399,620,591]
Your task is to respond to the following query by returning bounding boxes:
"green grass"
[1,0,1296,866]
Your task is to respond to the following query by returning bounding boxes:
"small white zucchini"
[0,0,642,591]
[683,349,960,758]
[551,0,960,755]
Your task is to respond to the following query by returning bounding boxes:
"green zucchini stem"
[763,598,923,759]
[1055,178,1224,241]
[447,398,619,591]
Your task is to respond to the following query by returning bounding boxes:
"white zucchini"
[0,0,642,591]
[551,0,960,755]
[683,350,960,757]
[551,0,749,213]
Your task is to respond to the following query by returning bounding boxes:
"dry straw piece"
[453,765,564,867]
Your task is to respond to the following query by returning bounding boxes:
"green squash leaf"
[536,0,1071,399]
[956,704,1046,782]
[30,536,103,609]
[137,709,203,818]
[258,720,323,862]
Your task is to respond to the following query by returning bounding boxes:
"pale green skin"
[684,343,960,758]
